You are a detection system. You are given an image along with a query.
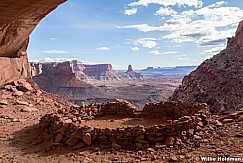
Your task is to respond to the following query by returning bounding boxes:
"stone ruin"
[39,99,210,150]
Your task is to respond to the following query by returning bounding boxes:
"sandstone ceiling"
[0,0,66,57]
[0,0,66,84]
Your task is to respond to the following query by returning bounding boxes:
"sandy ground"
[80,115,168,129]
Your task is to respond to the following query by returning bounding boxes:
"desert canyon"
[0,1,243,163]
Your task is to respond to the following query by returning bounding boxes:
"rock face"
[32,61,90,92]
[0,0,66,85]
[30,62,43,77]
[171,20,243,113]
[30,60,122,92]
[31,60,121,81]
[83,64,120,80]
[124,65,142,79]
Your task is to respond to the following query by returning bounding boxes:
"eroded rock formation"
[171,20,243,113]
[83,64,120,80]
[124,65,142,79]
[30,60,121,82]
[31,61,91,92]
[0,0,66,84]
[30,60,124,93]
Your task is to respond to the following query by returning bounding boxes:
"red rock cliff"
[171,20,243,113]
[0,0,66,84]
[30,60,122,92]
[83,64,120,80]
[30,61,121,80]
[32,61,89,92]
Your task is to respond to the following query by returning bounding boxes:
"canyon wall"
[0,0,66,85]
[30,60,121,81]
[171,21,243,113]
[31,61,90,92]
[83,64,120,80]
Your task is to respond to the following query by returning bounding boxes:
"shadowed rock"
[0,0,66,84]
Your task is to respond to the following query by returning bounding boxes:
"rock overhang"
[0,0,66,84]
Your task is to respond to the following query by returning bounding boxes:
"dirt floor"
[80,115,168,129]
[0,83,243,163]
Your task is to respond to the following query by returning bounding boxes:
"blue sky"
[28,0,243,69]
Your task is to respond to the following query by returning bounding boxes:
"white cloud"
[131,47,140,51]
[135,38,157,48]
[128,0,203,8]
[50,37,58,40]
[173,54,190,60]
[95,47,110,51]
[41,50,69,54]
[166,44,183,48]
[31,58,106,65]
[177,57,190,60]
[148,50,178,55]
[116,24,164,32]
[163,51,178,54]
[174,54,186,58]
[155,7,177,16]
[124,8,138,15]
[207,1,227,8]
[204,46,225,54]
[33,57,77,63]
[148,50,161,55]
[81,60,104,65]
[120,1,243,46]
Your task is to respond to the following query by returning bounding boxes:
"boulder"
[20,106,38,112]
[16,100,28,105]
[164,136,175,146]
[238,115,243,121]
[111,143,121,150]
[55,134,63,143]
[13,91,24,96]
[83,133,92,145]
[0,100,8,105]
[72,142,85,149]
[17,82,33,92]
[66,136,79,146]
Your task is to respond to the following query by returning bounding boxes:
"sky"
[28,0,243,69]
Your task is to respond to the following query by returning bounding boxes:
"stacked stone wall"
[39,99,210,150]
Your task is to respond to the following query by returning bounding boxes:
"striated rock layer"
[171,20,243,113]
[0,0,66,84]
[31,61,91,92]
[83,64,120,80]
[30,60,122,93]
[30,60,121,81]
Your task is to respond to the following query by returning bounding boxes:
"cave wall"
[0,0,66,85]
